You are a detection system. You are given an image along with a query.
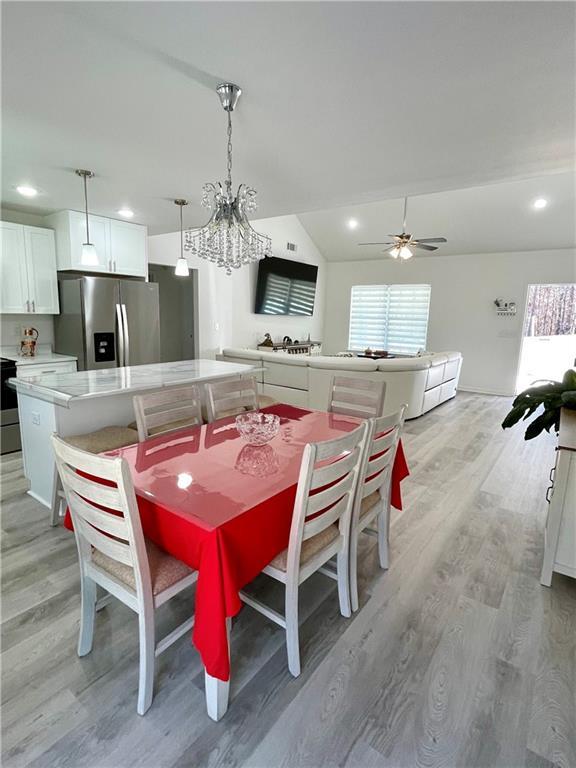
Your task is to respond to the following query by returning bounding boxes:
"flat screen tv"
[254,256,318,316]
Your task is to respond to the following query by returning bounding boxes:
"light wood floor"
[1,393,575,768]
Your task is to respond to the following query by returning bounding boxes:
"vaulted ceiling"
[2,2,574,236]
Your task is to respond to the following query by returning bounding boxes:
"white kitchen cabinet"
[0,221,59,314]
[16,360,77,380]
[541,409,576,586]
[109,219,148,277]
[45,210,147,277]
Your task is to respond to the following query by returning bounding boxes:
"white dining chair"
[133,385,203,441]
[49,425,139,527]
[51,434,197,715]
[349,405,407,612]
[205,376,259,422]
[328,376,387,419]
[240,421,368,677]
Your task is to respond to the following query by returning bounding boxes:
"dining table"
[64,403,409,720]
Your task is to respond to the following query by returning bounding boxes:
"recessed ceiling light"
[347,218,359,230]
[533,198,548,210]
[117,208,134,218]
[16,185,38,198]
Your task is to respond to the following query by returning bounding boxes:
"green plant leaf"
[524,409,557,440]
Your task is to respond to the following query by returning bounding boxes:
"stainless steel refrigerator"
[54,276,160,371]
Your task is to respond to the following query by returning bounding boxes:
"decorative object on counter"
[235,412,280,446]
[19,327,39,357]
[282,336,293,347]
[256,339,322,355]
[185,82,272,275]
[502,368,576,440]
[173,199,190,277]
[75,169,99,267]
[358,196,447,260]
[259,333,274,348]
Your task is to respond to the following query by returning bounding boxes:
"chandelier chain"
[226,111,233,195]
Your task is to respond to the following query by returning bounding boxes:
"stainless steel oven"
[1,358,21,455]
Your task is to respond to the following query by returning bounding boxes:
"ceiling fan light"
[81,242,99,266]
[398,246,413,260]
[389,246,400,259]
[175,256,190,277]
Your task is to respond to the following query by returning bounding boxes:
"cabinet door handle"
[26,300,30,312]
[31,299,35,312]
[113,260,117,272]
[108,259,112,271]
[545,485,554,503]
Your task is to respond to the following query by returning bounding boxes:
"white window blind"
[348,284,431,354]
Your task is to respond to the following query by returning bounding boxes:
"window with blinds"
[348,284,431,354]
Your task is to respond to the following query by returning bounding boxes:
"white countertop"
[9,359,259,406]
[0,345,77,366]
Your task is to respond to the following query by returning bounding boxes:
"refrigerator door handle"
[115,303,125,366]
[121,303,130,367]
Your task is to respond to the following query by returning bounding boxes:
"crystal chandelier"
[185,83,271,275]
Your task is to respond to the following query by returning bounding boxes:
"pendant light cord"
[180,202,184,258]
[226,110,233,197]
[83,173,90,243]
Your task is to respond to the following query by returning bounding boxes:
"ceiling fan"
[358,197,447,260]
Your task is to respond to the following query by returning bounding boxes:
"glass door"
[516,284,576,392]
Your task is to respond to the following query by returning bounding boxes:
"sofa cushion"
[220,348,263,361]
[309,356,379,372]
[259,351,309,366]
[377,358,431,372]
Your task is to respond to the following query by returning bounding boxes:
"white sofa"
[217,348,462,419]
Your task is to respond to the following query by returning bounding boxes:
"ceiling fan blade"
[414,237,447,243]
[412,243,438,251]
[358,242,395,246]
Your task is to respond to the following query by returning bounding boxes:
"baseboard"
[457,386,514,397]
[27,489,51,509]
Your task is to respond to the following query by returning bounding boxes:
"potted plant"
[502,368,576,440]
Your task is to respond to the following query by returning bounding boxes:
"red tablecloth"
[64,405,409,681]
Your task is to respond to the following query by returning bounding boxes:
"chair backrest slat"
[302,494,350,540]
[352,405,407,524]
[306,470,355,517]
[282,422,368,583]
[206,376,259,422]
[75,516,134,566]
[133,385,203,441]
[309,445,362,490]
[68,491,130,539]
[59,464,124,511]
[51,434,153,601]
[328,376,386,420]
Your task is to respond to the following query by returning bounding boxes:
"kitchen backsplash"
[0,315,55,350]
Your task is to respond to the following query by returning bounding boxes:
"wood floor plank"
[1,393,575,768]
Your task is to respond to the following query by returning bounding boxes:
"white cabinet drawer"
[17,361,77,380]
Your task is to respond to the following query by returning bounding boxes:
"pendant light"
[75,169,99,267]
[174,199,190,276]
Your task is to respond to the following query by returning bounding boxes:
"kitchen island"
[10,359,259,507]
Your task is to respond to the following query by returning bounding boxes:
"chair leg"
[285,582,301,677]
[50,467,63,527]
[377,500,390,570]
[137,606,156,716]
[337,547,352,618]
[77,574,97,656]
[349,528,360,613]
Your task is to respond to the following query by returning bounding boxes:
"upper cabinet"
[45,210,148,278]
[0,222,60,314]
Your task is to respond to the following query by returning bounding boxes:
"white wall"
[147,214,325,358]
[323,249,576,396]
[0,208,48,227]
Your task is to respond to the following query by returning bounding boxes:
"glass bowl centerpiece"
[235,412,280,446]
